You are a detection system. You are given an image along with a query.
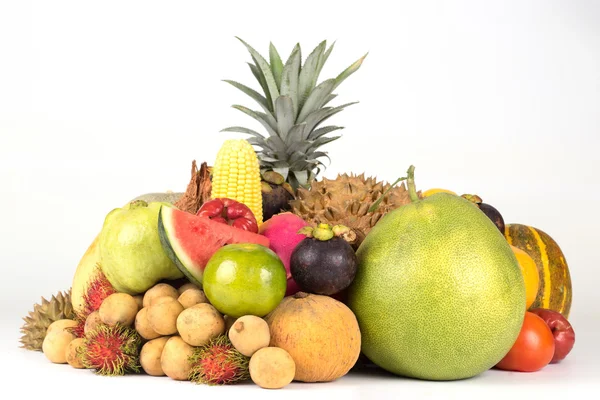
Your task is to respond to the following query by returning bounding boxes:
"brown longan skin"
[249,347,296,389]
[229,315,271,357]
[140,337,170,376]
[224,315,237,333]
[143,283,179,307]
[84,311,102,335]
[133,295,144,310]
[177,288,208,309]
[99,293,138,327]
[176,303,224,346]
[47,319,78,335]
[43,330,76,364]
[177,282,199,295]
[65,338,85,369]
[160,336,194,381]
[148,300,184,335]
[135,307,161,340]
[150,295,177,306]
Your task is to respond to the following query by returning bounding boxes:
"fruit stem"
[294,292,309,299]
[367,176,408,213]
[129,200,148,209]
[406,165,419,203]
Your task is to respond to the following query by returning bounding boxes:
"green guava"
[99,200,183,294]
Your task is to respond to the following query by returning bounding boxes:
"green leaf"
[304,102,357,133]
[368,176,408,213]
[258,155,279,163]
[274,96,295,140]
[280,45,301,119]
[223,80,271,115]
[298,40,326,111]
[247,137,274,152]
[334,52,368,90]
[296,135,340,155]
[288,151,306,165]
[302,160,328,175]
[308,125,344,140]
[306,151,331,166]
[237,37,280,110]
[290,152,329,171]
[273,164,290,180]
[220,126,265,139]
[232,105,278,138]
[269,43,284,90]
[306,135,341,153]
[285,139,305,154]
[322,94,337,107]
[266,136,289,161]
[286,123,306,146]
[291,170,309,188]
[248,63,272,112]
[296,79,336,123]
[315,41,335,82]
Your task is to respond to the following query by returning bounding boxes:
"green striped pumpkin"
[505,224,572,318]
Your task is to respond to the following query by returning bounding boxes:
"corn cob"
[211,139,263,225]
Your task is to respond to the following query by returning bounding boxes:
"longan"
[140,337,170,376]
[229,315,271,357]
[143,283,179,307]
[99,293,138,326]
[147,299,184,335]
[177,288,208,309]
[249,347,296,389]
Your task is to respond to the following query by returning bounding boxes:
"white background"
[1,0,599,398]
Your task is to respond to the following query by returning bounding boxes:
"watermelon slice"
[158,205,270,287]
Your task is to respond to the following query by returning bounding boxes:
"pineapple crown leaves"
[221,37,368,190]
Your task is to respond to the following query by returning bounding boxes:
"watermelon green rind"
[158,206,203,287]
[158,205,271,289]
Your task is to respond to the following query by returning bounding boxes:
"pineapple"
[222,38,367,191]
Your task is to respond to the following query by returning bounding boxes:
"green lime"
[203,243,287,318]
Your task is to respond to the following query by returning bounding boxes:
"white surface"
[1,0,599,398]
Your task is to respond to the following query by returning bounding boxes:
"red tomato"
[496,312,555,372]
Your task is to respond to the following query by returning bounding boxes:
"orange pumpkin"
[505,224,572,318]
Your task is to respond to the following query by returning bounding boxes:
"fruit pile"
[20,38,576,388]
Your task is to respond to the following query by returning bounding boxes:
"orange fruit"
[510,245,540,309]
[203,243,287,318]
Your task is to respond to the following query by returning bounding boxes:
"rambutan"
[67,315,86,339]
[68,266,116,340]
[78,323,142,376]
[189,335,250,385]
[82,264,116,316]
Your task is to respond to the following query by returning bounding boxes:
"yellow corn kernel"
[211,139,263,225]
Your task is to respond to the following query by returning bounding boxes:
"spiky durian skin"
[290,173,418,249]
[20,290,75,351]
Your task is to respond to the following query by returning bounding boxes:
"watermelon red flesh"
[158,206,270,287]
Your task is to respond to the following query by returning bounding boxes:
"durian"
[20,289,75,351]
[290,173,418,249]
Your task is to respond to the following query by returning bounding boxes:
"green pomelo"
[347,170,526,381]
[99,200,184,294]
[131,192,183,204]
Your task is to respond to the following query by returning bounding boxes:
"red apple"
[530,308,575,363]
